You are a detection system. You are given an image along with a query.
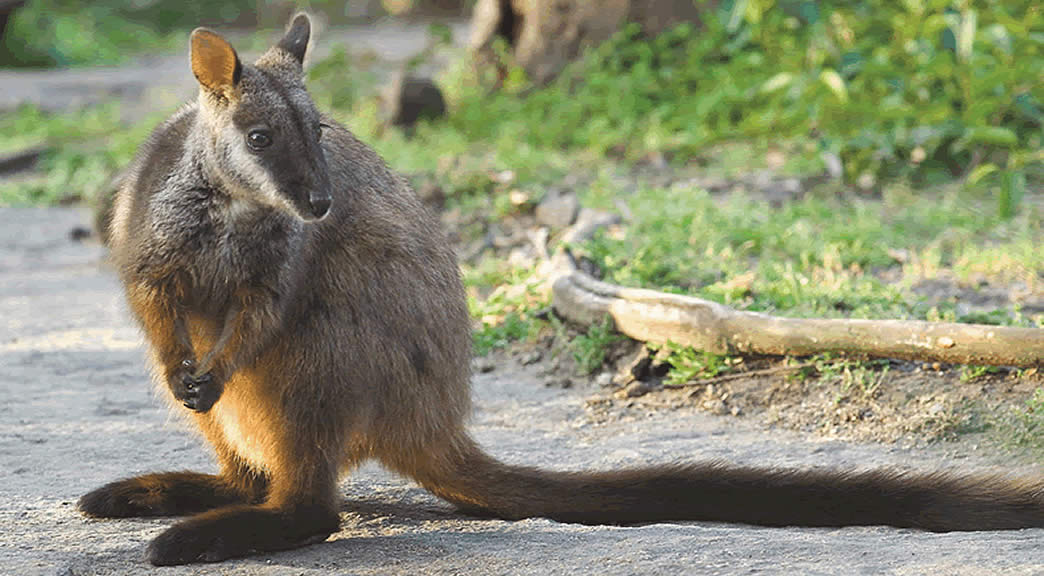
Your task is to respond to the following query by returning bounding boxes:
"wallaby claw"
[172,360,221,412]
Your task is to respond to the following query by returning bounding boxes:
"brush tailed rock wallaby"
[79,14,1044,566]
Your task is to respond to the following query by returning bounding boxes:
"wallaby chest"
[136,185,302,312]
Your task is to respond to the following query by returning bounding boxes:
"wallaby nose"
[309,195,331,219]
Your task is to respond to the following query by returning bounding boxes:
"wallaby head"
[189,13,332,221]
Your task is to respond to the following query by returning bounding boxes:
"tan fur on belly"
[205,379,273,471]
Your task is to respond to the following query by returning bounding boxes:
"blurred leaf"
[819,69,848,103]
[966,163,999,186]
[1014,93,1043,125]
[760,72,793,94]
[957,8,977,64]
[998,170,1025,219]
[959,126,1018,149]
[798,1,819,25]
[984,23,1013,54]
[724,0,749,34]
[427,22,453,47]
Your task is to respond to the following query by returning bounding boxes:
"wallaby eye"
[246,129,272,151]
[316,122,328,141]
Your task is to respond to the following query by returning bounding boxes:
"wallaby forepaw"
[172,360,222,412]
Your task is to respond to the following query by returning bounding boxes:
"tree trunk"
[470,0,713,85]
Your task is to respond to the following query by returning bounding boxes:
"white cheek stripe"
[222,124,299,216]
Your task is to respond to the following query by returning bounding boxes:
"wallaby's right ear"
[277,13,312,65]
[190,28,242,98]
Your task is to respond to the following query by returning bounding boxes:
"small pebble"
[519,350,543,366]
[474,358,496,373]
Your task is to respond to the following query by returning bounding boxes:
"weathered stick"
[549,216,1044,368]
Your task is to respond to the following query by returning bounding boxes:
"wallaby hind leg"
[145,439,342,565]
[145,500,340,565]
[78,450,268,518]
[79,472,250,518]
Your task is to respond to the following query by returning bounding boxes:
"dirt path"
[1,207,1041,574]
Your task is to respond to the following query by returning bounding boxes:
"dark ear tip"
[277,12,313,64]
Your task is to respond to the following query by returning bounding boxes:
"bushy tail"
[407,435,1044,532]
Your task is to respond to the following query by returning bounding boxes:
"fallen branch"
[549,214,1044,369]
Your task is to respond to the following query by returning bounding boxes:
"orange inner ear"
[191,29,240,95]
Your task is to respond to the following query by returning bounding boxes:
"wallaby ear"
[190,28,242,96]
[277,13,312,65]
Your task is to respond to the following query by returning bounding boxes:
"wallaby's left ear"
[190,28,241,97]
[278,13,312,65]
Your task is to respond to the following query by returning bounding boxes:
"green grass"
[578,182,1043,326]
[0,103,170,205]
[812,355,890,403]
[659,344,733,387]
[0,0,261,67]
[1007,386,1044,451]
[959,364,1004,382]
[569,317,625,375]
[948,386,1044,459]
[464,258,548,356]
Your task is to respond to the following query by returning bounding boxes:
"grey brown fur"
[79,14,1044,567]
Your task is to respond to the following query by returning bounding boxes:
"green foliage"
[0,0,262,67]
[0,104,162,204]
[472,311,534,357]
[959,364,1002,382]
[580,182,1042,324]
[309,1,1041,223]
[434,1,1041,191]
[570,316,624,375]
[446,23,702,161]
[704,0,1042,189]
[812,354,889,401]
[952,384,1044,458]
[306,46,380,112]
[1004,387,1044,451]
[465,260,548,355]
[660,344,732,386]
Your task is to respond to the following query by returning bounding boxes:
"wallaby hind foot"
[145,503,339,565]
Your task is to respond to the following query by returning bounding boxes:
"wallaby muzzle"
[296,157,332,221]
[305,164,332,220]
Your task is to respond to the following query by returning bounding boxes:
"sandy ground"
[0,207,1041,575]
